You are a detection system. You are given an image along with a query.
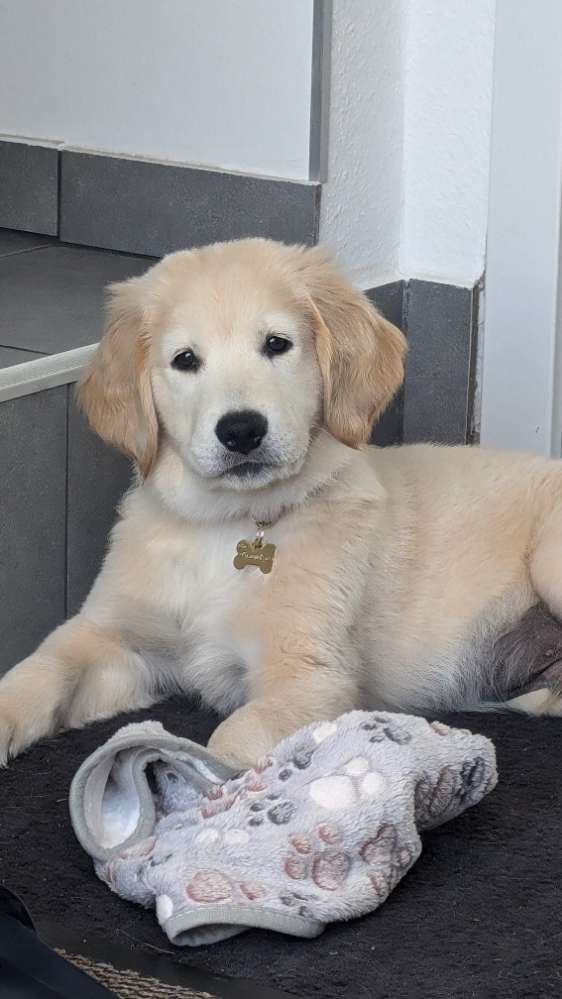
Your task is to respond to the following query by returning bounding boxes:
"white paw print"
[309,756,386,811]
[312,722,338,744]
[194,826,250,848]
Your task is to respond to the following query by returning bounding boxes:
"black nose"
[215,410,268,455]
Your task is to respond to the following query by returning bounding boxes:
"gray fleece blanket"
[69,712,497,947]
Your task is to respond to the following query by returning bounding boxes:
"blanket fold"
[69,712,497,946]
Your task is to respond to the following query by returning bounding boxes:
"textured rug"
[1,697,561,999]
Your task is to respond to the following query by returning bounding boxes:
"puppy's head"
[77,239,406,490]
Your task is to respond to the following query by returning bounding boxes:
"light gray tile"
[367,282,405,447]
[0,244,152,353]
[0,228,54,257]
[0,387,66,675]
[66,394,132,616]
[0,140,59,235]
[0,346,45,369]
[403,280,475,445]
[60,150,321,257]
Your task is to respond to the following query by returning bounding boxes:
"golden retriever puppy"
[0,238,561,767]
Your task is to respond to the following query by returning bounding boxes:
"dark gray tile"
[0,244,152,353]
[66,394,132,617]
[368,280,405,331]
[60,150,321,257]
[0,228,54,257]
[0,387,66,675]
[0,346,45,369]
[0,140,59,235]
[403,280,475,445]
[367,282,405,447]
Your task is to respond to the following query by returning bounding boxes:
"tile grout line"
[0,243,54,261]
[0,344,49,356]
[56,147,62,238]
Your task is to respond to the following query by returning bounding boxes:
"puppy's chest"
[160,522,272,655]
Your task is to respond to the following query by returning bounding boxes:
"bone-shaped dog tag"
[233,530,276,574]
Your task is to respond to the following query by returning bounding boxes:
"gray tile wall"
[0,346,44,368]
[0,387,67,674]
[0,140,59,235]
[60,151,321,257]
[366,278,477,447]
[0,388,132,677]
[2,140,321,260]
[402,280,476,445]
[66,398,131,616]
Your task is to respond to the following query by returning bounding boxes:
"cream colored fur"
[1,238,561,768]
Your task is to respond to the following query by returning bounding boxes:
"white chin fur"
[148,431,355,524]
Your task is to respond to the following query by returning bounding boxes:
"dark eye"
[263,335,292,357]
[172,349,201,372]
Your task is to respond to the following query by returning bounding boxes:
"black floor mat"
[0,698,561,999]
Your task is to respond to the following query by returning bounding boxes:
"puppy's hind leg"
[0,615,157,764]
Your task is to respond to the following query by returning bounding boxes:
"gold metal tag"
[233,526,276,574]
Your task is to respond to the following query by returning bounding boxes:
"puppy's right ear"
[76,277,159,478]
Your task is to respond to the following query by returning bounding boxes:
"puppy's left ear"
[296,246,407,447]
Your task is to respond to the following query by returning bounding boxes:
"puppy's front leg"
[209,503,373,768]
[207,665,358,768]
[0,615,156,764]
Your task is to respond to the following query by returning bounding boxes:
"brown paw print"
[359,823,414,902]
[186,869,268,904]
[283,824,350,891]
[200,768,272,820]
[414,765,462,824]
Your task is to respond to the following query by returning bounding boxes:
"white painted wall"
[320,0,405,289]
[0,0,315,181]
[321,0,495,290]
[402,0,495,288]
[480,0,562,456]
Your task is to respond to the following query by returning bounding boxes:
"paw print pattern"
[360,716,412,745]
[199,767,271,819]
[415,757,489,826]
[414,765,460,823]
[247,798,296,828]
[275,739,318,784]
[359,823,414,902]
[283,824,351,892]
[118,836,156,860]
[308,757,386,811]
[429,721,451,736]
[459,756,488,803]
[279,891,317,919]
[186,869,268,904]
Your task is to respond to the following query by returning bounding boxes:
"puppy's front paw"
[0,660,62,765]
[0,713,15,767]
[207,703,280,770]
[0,706,36,766]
